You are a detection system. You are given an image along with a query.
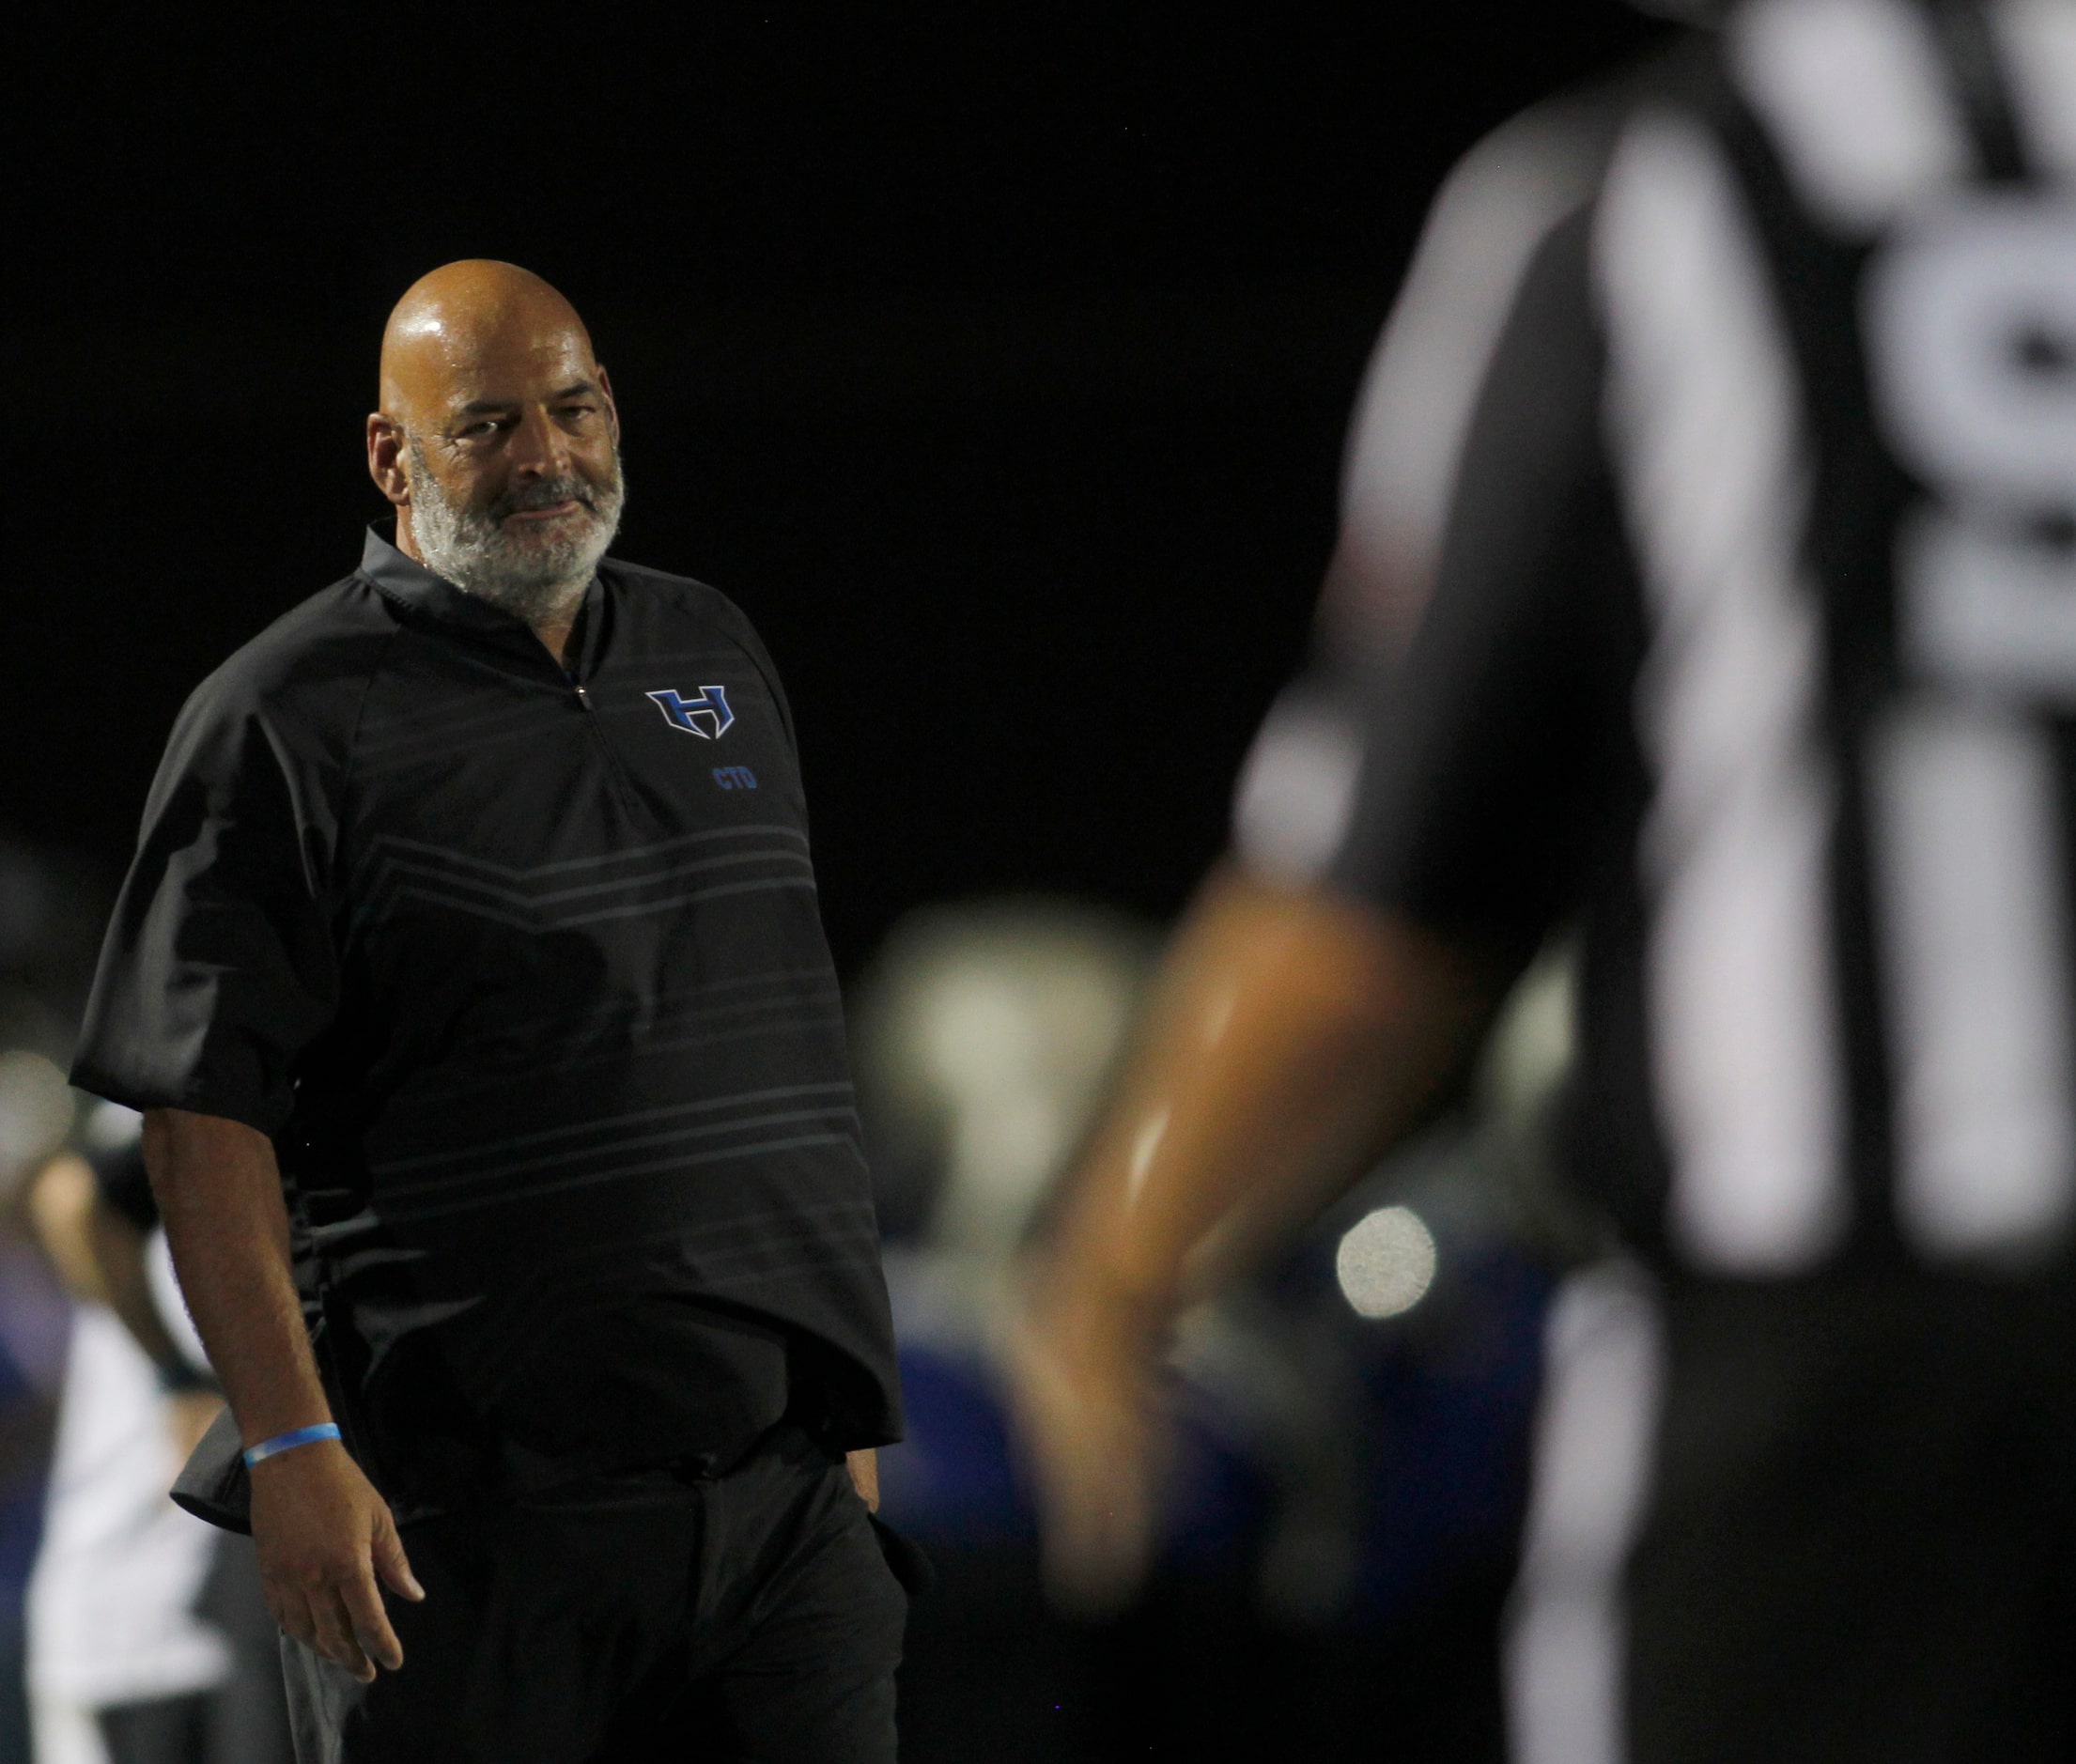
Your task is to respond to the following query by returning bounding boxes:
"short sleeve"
[70,673,342,1137]
[1236,183,1639,959]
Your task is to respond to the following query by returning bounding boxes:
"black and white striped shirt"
[1236,0,2076,1277]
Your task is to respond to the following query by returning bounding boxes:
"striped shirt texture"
[1235,0,2076,1277]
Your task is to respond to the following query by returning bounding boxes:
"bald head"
[379,259,597,423]
[366,260,625,649]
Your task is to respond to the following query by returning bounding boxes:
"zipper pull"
[574,682,593,711]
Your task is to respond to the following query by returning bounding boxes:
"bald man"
[70,262,911,1763]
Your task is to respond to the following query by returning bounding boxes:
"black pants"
[1509,1264,2076,1764]
[280,1424,906,1763]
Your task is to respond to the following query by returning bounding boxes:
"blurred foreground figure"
[69,261,908,1763]
[1019,2,2076,1757]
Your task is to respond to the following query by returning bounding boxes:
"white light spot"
[1335,1205,1438,1319]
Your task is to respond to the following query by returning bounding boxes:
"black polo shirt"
[73,528,900,1511]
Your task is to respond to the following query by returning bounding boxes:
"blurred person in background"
[861,900,1577,1762]
[23,1106,292,1764]
[1,1060,72,1764]
[1018,0,2076,1758]
[1185,951,1592,1763]
[0,838,121,1764]
[853,901,1151,1759]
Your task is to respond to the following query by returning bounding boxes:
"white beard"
[407,441,627,627]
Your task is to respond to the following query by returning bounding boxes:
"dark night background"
[1,15,1672,1760]
[8,5,1665,976]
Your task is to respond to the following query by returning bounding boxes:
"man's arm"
[1013,867,1501,1610]
[144,1107,423,1680]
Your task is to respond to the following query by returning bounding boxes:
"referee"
[1017,1,2076,1756]
[70,260,908,1762]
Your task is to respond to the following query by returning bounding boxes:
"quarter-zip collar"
[358,523,608,677]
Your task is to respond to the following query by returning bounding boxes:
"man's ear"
[366,413,411,507]
[596,365,621,445]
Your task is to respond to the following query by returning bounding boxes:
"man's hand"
[143,1110,424,1680]
[250,1441,424,1683]
[1008,1274,1165,1618]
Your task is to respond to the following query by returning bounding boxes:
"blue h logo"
[646,685,735,739]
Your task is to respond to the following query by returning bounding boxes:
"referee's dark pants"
[278,1422,906,1763]
[1507,1263,2076,1763]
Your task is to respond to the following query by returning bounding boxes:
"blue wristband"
[241,1423,341,1467]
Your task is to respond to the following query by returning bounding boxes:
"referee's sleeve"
[71,674,341,1137]
[1236,118,1630,962]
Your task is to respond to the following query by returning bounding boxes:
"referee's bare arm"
[1012,868,1503,1610]
[144,1107,425,1682]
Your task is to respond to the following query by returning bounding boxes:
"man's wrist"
[242,1422,342,1467]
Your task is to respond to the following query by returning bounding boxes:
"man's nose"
[508,406,572,479]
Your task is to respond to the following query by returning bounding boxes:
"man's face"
[395,322,627,619]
